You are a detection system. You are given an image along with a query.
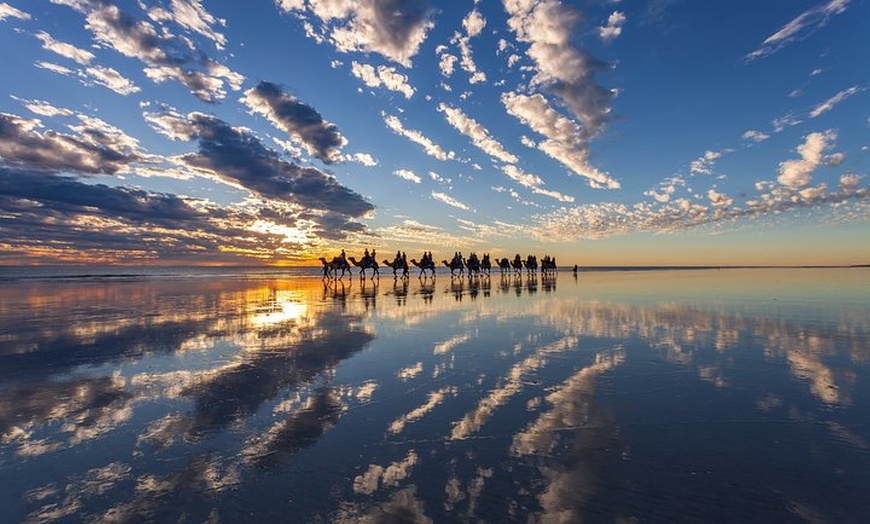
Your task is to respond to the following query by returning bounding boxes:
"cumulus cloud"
[345,152,378,166]
[502,92,619,188]
[438,103,517,164]
[383,113,454,161]
[51,0,243,102]
[0,112,142,175]
[777,130,840,188]
[350,61,415,98]
[394,169,422,183]
[431,191,469,211]
[745,0,852,61]
[809,86,862,118]
[532,132,866,241]
[690,150,724,175]
[598,11,626,42]
[241,81,347,164]
[277,0,434,67]
[144,109,373,218]
[503,0,615,137]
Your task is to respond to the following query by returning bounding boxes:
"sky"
[0,0,867,267]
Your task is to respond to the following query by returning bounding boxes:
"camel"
[540,256,557,275]
[348,256,379,279]
[523,255,538,274]
[464,253,481,276]
[410,258,436,278]
[442,258,465,276]
[318,256,351,279]
[480,253,492,275]
[511,255,524,275]
[497,257,511,275]
[382,257,409,278]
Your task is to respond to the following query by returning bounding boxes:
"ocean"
[1,267,868,522]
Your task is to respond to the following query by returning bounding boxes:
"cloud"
[502,92,619,188]
[809,86,862,118]
[383,113,454,161]
[0,167,302,264]
[438,103,517,164]
[502,165,574,202]
[431,191,469,211]
[145,109,374,218]
[36,31,95,64]
[394,169,421,184]
[532,132,867,241]
[777,130,840,188]
[146,0,227,49]
[51,0,243,102]
[742,130,770,143]
[0,2,30,21]
[82,65,140,95]
[0,112,142,175]
[345,152,378,166]
[350,61,415,98]
[745,0,852,61]
[503,0,615,137]
[241,81,347,164]
[599,11,626,42]
[690,150,724,175]
[277,0,434,67]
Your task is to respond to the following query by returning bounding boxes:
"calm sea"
[0,267,868,523]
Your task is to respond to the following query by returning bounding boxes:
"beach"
[1,267,868,523]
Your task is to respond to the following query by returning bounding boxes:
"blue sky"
[0,0,867,266]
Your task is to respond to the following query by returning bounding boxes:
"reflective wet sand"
[1,268,868,522]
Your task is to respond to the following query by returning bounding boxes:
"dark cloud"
[0,167,289,264]
[243,81,346,164]
[0,112,139,174]
[154,111,373,217]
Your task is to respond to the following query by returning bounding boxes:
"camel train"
[321,250,559,280]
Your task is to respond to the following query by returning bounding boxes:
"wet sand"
[1,268,868,523]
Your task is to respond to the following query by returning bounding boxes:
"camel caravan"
[319,249,558,280]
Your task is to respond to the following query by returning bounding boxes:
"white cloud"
[35,31,95,64]
[777,130,839,188]
[462,8,486,37]
[383,114,454,161]
[394,169,421,183]
[431,191,470,211]
[0,2,30,21]
[809,86,861,118]
[598,11,626,42]
[347,152,378,166]
[746,0,852,61]
[83,65,140,95]
[502,92,619,188]
[438,53,458,77]
[742,130,770,142]
[502,165,574,202]
[147,0,227,49]
[350,61,415,98]
[438,103,517,164]
[690,150,723,175]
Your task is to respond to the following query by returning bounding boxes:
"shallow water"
[0,268,868,523]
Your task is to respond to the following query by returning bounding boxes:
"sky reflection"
[1,269,868,522]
